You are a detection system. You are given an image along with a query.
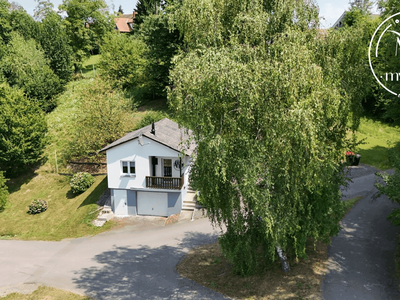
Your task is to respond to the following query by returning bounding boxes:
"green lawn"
[356,117,400,170]
[0,173,115,241]
[81,54,101,78]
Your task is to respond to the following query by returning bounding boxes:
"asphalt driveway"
[322,165,400,299]
[0,218,229,299]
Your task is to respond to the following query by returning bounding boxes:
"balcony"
[145,175,184,190]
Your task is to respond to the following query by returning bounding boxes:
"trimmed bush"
[70,172,95,194]
[0,172,8,211]
[28,199,47,214]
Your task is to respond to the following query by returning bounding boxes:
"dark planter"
[346,154,354,165]
[346,153,361,166]
[353,154,361,166]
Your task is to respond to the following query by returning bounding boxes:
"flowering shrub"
[346,151,355,164]
[70,172,95,194]
[28,199,47,214]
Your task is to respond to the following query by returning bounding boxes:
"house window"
[122,161,135,175]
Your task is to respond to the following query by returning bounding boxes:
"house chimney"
[150,123,155,135]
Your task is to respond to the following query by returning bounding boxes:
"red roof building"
[114,12,137,33]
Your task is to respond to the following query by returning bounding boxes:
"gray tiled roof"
[99,118,196,156]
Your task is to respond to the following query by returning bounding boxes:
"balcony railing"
[145,175,184,190]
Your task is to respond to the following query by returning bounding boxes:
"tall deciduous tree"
[0,32,61,111]
[34,0,54,21]
[59,0,113,73]
[0,83,47,177]
[99,33,148,89]
[139,13,182,98]
[37,11,73,84]
[0,0,12,44]
[66,78,129,160]
[358,0,400,123]
[168,0,364,275]
[8,6,39,41]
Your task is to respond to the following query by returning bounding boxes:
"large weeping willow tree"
[167,0,367,276]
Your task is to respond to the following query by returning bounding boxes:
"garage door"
[137,192,168,216]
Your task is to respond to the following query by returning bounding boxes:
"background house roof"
[114,12,137,33]
[99,118,196,156]
[114,17,133,32]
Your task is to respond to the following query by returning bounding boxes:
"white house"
[99,118,196,217]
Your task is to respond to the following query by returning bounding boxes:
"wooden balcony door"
[163,159,172,177]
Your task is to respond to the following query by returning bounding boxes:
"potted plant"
[346,151,355,164]
[346,151,361,166]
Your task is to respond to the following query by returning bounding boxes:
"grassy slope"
[356,117,400,170]
[0,54,170,241]
[0,79,116,241]
[0,172,115,241]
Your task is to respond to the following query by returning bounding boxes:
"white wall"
[106,136,191,190]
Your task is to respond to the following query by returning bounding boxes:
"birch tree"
[168,0,364,275]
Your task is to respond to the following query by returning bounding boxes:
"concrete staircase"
[92,205,114,227]
[182,190,201,211]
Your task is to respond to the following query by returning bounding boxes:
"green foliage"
[315,25,370,131]
[168,0,319,49]
[133,0,161,28]
[8,7,39,41]
[0,32,62,111]
[66,78,129,159]
[139,14,182,98]
[0,172,8,211]
[37,11,73,84]
[70,172,95,194]
[168,0,362,276]
[379,0,400,17]
[34,0,54,21]
[376,150,400,225]
[135,111,167,129]
[355,117,400,169]
[59,0,114,72]
[28,199,48,214]
[0,1,12,44]
[358,2,400,123]
[99,33,148,89]
[349,0,374,13]
[0,83,48,177]
[343,8,368,27]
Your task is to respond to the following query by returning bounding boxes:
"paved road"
[323,165,400,299]
[0,218,229,299]
[3,164,400,300]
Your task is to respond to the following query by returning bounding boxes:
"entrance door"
[114,190,128,215]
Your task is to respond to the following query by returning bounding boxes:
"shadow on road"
[72,231,227,300]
